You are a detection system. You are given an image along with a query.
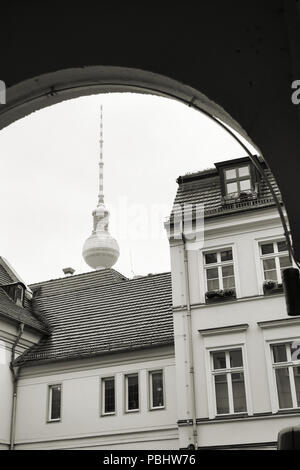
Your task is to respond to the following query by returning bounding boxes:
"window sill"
[196,409,300,424]
[214,412,248,419]
[101,412,116,417]
[276,407,300,414]
[149,406,165,411]
[125,409,140,414]
[47,419,61,423]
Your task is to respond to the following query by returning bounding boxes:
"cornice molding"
[199,323,249,336]
[258,317,300,329]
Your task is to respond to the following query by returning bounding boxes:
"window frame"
[100,376,116,416]
[149,369,165,410]
[125,372,140,413]
[209,346,249,417]
[223,164,252,196]
[270,341,300,411]
[203,247,236,292]
[47,383,62,423]
[259,239,292,284]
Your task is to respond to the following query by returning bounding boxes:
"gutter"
[9,322,24,450]
[182,235,198,449]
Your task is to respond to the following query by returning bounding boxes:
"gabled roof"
[0,256,33,294]
[15,270,173,366]
[0,264,13,284]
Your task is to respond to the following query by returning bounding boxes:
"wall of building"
[0,334,12,450]
[14,346,179,449]
[0,319,42,449]
[170,207,300,448]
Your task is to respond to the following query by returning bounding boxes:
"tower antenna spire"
[98,105,104,205]
[82,106,120,270]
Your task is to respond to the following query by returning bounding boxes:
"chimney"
[63,267,75,276]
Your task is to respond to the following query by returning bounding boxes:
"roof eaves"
[14,337,175,367]
[0,308,50,335]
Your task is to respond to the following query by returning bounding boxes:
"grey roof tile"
[15,270,173,366]
[0,264,13,284]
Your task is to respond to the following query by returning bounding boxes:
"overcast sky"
[0,93,257,284]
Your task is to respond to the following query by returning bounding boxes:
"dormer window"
[224,165,251,195]
[215,158,258,203]
[2,282,25,307]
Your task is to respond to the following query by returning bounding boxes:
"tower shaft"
[98,105,104,205]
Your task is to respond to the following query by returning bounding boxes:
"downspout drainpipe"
[182,234,198,449]
[9,322,24,450]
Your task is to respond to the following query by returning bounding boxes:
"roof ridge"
[32,271,172,300]
[29,268,128,288]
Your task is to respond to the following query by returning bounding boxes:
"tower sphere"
[82,230,119,270]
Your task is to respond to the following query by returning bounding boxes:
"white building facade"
[14,347,178,450]
[0,156,299,450]
[168,156,300,449]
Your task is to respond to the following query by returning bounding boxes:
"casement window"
[260,240,292,283]
[48,384,62,421]
[211,349,247,415]
[204,248,235,292]
[224,165,251,195]
[271,343,300,410]
[3,283,24,307]
[125,373,139,412]
[101,377,115,415]
[149,370,164,409]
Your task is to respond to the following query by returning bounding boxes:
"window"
[260,240,292,283]
[211,349,247,415]
[48,384,61,421]
[149,370,164,409]
[101,377,115,415]
[125,373,139,412]
[271,343,300,410]
[204,248,235,292]
[224,165,251,195]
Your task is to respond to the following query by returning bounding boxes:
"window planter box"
[263,281,283,296]
[205,289,236,304]
[222,190,257,205]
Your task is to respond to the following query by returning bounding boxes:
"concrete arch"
[0,66,259,154]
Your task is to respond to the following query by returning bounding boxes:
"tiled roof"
[0,287,49,334]
[15,270,173,366]
[171,166,281,219]
[0,264,13,284]
[29,268,128,297]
